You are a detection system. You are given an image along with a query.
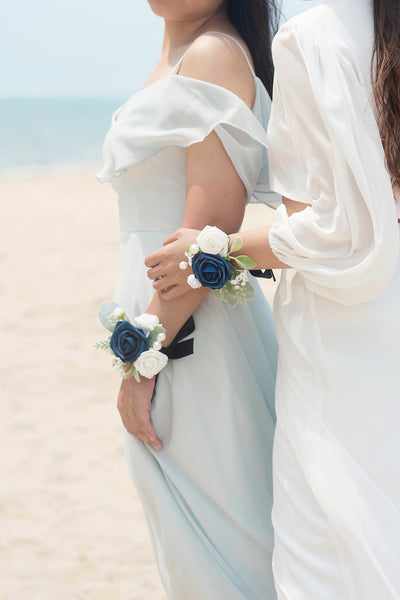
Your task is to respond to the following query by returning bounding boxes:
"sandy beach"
[0,167,277,600]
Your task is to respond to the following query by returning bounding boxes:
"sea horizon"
[0,96,129,176]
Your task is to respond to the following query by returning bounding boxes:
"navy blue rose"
[110,321,149,362]
[191,251,231,290]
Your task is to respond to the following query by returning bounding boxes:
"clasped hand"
[145,228,201,300]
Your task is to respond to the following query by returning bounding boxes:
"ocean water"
[0,97,124,174]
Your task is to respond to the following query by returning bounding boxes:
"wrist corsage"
[95,301,168,381]
[180,226,257,306]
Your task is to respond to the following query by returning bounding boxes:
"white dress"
[97,34,278,600]
[267,2,400,598]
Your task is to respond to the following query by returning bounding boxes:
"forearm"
[230,226,289,270]
[147,287,209,346]
[230,198,311,270]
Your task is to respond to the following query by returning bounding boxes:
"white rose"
[134,313,160,331]
[197,225,229,256]
[187,274,202,289]
[134,350,168,378]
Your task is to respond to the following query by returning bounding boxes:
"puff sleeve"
[267,21,399,305]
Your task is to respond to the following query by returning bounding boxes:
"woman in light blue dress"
[97,1,280,598]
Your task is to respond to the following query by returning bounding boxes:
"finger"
[139,431,162,450]
[144,251,162,268]
[160,284,188,300]
[162,231,180,246]
[153,276,179,290]
[141,424,163,450]
[123,417,162,448]
[147,265,164,280]
[137,412,159,441]
[147,436,163,451]
[132,429,162,450]
[158,284,178,295]
[152,278,165,290]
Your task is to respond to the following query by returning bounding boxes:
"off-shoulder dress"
[97,33,279,600]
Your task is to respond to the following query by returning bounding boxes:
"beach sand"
[0,167,277,600]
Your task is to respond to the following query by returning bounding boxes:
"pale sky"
[1,0,323,98]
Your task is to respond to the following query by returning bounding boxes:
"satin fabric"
[267,1,400,598]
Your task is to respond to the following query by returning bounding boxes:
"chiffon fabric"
[97,34,278,599]
[268,1,400,598]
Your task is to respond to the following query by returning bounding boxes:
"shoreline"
[0,160,103,181]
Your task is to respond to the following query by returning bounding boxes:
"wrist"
[180,225,257,305]
[96,304,169,381]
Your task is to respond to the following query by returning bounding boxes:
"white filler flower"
[196,225,229,256]
[134,313,160,331]
[187,274,202,289]
[189,243,200,255]
[134,350,168,378]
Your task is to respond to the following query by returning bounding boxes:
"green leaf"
[147,325,166,347]
[233,255,257,269]
[213,282,239,307]
[94,338,114,354]
[214,289,238,307]
[228,264,240,277]
[123,364,138,380]
[98,301,129,331]
[230,237,243,253]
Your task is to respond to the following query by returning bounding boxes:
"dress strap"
[171,31,256,77]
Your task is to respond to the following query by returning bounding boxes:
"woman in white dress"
[147,0,400,597]
[97,1,281,598]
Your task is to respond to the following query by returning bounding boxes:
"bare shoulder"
[178,32,255,108]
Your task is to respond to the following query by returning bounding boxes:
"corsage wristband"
[95,301,168,381]
[180,226,258,306]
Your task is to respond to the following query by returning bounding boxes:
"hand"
[145,228,201,300]
[117,374,162,450]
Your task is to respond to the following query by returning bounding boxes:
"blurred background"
[0,0,323,175]
[0,1,323,599]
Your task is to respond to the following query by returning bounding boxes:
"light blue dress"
[97,33,278,600]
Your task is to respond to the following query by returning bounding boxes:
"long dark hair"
[227,0,281,98]
[373,0,400,194]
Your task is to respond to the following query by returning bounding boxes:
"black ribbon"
[154,317,195,395]
[250,269,276,282]
[161,316,195,359]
